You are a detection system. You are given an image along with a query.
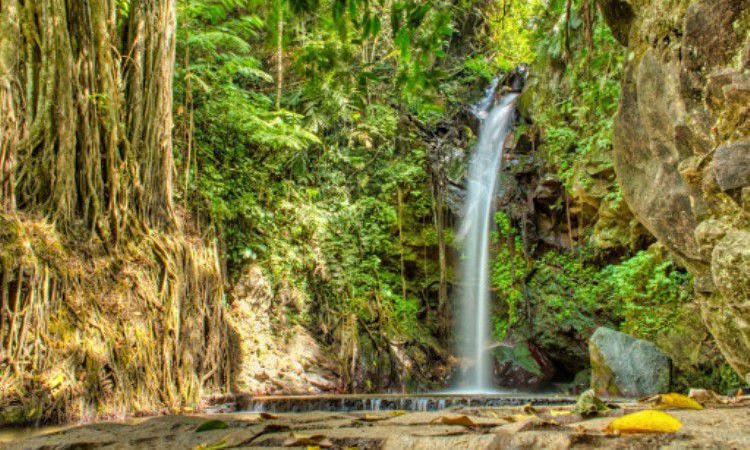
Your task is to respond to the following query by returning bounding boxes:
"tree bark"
[0,0,20,212]
[125,0,177,228]
[397,186,407,302]
[564,0,572,61]
[1,0,177,236]
[0,0,229,424]
[276,0,284,110]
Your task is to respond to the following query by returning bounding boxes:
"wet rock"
[713,141,750,192]
[445,183,466,217]
[589,327,671,397]
[493,342,555,389]
[532,175,561,201]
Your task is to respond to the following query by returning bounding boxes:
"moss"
[589,342,622,396]
[495,343,543,378]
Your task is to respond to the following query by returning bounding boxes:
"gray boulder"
[589,327,671,397]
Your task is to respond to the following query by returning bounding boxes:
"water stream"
[455,89,519,392]
[240,394,574,413]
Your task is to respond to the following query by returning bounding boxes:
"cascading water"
[455,89,519,393]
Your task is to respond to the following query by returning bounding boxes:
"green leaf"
[195,420,229,432]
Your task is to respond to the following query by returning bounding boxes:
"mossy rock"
[590,327,671,397]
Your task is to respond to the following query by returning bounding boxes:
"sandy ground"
[2,403,750,449]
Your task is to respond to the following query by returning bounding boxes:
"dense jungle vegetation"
[1,0,747,425]
[172,0,739,390]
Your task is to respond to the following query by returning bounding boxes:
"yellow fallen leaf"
[389,410,406,417]
[430,415,479,428]
[357,414,389,422]
[549,410,572,417]
[604,410,682,434]
[657,393,703,410]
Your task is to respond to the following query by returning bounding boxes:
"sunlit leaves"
[604,410,682,434]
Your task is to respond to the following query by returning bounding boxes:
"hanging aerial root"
[0,214,231,425]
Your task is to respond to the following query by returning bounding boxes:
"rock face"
[228,266,338,395]
[493,342,556,389]
[589,327,671,397]
[601,0,750,381]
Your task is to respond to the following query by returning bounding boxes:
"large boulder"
[589,327,671,397]
[493,341,556,389]
[604,0,750,380]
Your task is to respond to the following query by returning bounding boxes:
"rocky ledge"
[3,399,750,449]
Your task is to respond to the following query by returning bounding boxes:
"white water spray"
[455,91,518,392]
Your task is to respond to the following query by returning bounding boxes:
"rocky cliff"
[600,0,750,381]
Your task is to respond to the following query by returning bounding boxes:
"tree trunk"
[0,0,20,212]
[582,0,594,51]
[0,0,230,424]
[564,0,572,62]
[397,186,407,302]
[1,0,177,236]
[276,0,284,110]
[125,0,177,228]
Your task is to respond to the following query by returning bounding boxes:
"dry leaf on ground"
[430,415,480,428]
[687,389,750,406]
[501,414,536,423]
[357,414,390,422]
[642,393,703,410]
[282,433,333,448]
[688,389,725,404]
[504,416,561,433]
[604,410,682,434]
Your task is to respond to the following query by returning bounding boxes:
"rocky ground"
[3,401,750,449]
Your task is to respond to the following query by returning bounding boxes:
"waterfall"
[455,90,519,392]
